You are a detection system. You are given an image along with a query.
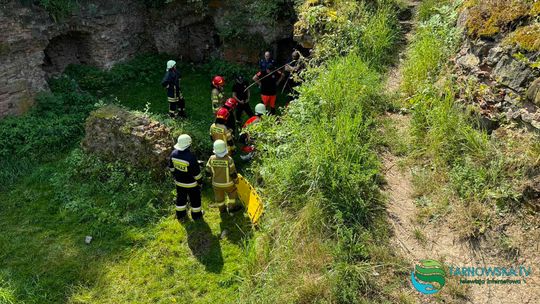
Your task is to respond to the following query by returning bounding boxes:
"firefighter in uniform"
[167,134,203,220]
[210,107,235,155]
[211,75,226,114]
[222,98,238,133]
[240,103,266,161]
[206,140,242,213]
[161,60,186,118]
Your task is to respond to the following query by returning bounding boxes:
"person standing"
[252,63,284,115]
[283,50,305,104]
[222,98,239,133]
[232,75,254,123]
[210,107,235,155]
[167,134,203,220]
[259,51,275,72]
[206,140,242,213]
[211,75,226,114]
[161,60,186,118]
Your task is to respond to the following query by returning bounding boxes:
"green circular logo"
[411,259,446,294]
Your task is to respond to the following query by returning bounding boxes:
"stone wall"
[82,105,174,177]
[454,3,540,131]
[0,0,297,118]
[0,0,152,117]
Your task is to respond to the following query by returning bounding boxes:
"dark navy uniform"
[161,68,185,117]
[167,148,203,218]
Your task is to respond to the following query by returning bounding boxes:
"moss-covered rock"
[504,23,540,52]
[82,105,174,178]
[464,0,529,38]
[526,77,540,106]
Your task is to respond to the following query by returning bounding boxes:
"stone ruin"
[81,105,174,177]
[0,0,297,119]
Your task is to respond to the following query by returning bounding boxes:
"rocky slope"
[454,0,540,131]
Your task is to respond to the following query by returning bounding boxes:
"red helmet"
[225,98,238,109]
[212,75,225,87]
[216,107,230,120]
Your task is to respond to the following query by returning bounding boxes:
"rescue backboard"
[236,174,263,225]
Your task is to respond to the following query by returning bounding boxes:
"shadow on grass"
[182,219,224,274]
[219,210,253,246]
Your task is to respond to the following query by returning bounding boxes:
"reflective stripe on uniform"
[176,205,187,211]
[168,97,177,103]
[172,158,189,172]
[212,181,234,188]
[194,172,203,180]
[191,206,202,212]
[175,181,198,188]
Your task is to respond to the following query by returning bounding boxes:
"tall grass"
[239,1,408,302]
[401,3,460,95]
[402,0,539,238]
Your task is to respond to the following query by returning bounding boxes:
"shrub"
[0,77,95,190]
[295,0,399,66]
[52,149,169,235]
[63,53,170,94]
[37,0,77,21]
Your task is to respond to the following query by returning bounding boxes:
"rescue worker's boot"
[218,203,227,213]
[176,210,187,220]
[178,109,187,118]
[270,107,276,115]
[227,199,243,213]
[191,210,204,220]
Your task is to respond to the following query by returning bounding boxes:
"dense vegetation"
[3,0,539,303]
[238,1,416,303]
[0,54,262,303]
[401,0,539,239]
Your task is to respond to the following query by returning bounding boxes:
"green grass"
[0,147,253,303]
[401,0,539,239]
[0,55,284,303]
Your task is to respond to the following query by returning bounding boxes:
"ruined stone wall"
[0,0,296,118]
[0,0,152,117]
[82,105,174,177]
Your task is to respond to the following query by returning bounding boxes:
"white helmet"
[255,103,267,115]
[166,60,176,71]
[174,134,192,151]
[213,140,228,157]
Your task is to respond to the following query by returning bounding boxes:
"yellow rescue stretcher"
[236,174,263,225]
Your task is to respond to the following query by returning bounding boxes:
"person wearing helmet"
[211,75,226,114]
[239,103,266,161]
[223,97,238,132]
[167,134,203,220]
[206,140,242,213]
[210,107,235,154]
[252,63,284,115]
[232,75,254,122]
[161,60,186,118]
